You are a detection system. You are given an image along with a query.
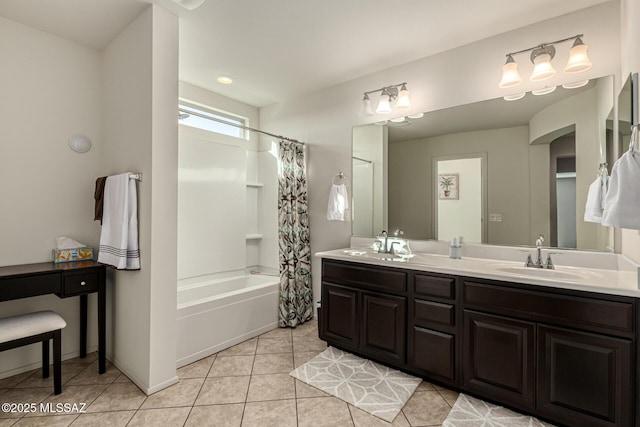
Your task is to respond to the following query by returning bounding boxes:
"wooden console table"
[0,261,107,374]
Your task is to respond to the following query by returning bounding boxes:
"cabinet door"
[411,326,455,385]
[321,283,358,351]
[537,325,632,427]
[360,291,406,366]
[463,310,535,411]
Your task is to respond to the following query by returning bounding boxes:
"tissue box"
[53,247,94,264]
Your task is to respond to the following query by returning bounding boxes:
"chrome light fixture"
[360,82,412,116]
[499,34,592,89]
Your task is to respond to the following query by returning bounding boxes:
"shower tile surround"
[0,320,457,426]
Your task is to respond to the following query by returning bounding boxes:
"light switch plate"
[489,213,503,222]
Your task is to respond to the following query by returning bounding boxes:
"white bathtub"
[176,274,280,368]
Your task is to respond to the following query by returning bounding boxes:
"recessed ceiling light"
[170,0,206,10]
[217,76,233,85]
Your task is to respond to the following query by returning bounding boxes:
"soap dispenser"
[449,237,462,259]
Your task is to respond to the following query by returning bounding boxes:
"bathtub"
[176,274,280,368]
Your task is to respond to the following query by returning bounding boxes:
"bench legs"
[40,331,62,395]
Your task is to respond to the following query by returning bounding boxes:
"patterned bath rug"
[289,346,421,422]
[443,393,557,426]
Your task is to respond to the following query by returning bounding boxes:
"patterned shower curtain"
[278,140,313,327]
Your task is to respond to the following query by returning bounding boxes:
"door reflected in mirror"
[352,75,616,251]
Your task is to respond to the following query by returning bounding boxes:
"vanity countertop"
[316,248,640,298]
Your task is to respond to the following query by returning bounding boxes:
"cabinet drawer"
[0,274,61,300]
[414,274,455,300]
[63,272,99,296]
[463,280,634,337]
[414,299,455,328]
[322,260,407,294]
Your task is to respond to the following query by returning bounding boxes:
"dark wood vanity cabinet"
[463,279,635,427]
[320,257,638,426]
[409,273,459,386]
[320,260,407,366]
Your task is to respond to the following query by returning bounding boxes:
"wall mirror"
[352,75,616,251]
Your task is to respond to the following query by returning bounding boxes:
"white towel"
[584,175,608,223]
[601,151,640,229]
[327,184,349,221]
[98,173,140,269]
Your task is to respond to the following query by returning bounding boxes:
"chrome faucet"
[377,230,389,253]
[524,235,555,269]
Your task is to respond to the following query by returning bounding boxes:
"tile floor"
[0,320,458,426]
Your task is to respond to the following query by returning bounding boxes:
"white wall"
[0,16,103,377]
[259,2,620,313]
[102,5,178,394]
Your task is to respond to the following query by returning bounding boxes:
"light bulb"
[499,55,522,88]
[360,94,374,116]
[376,93,392,114]
[564,38,592,73]
[395,84,411,109]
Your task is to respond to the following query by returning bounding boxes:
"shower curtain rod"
[178,107,304,145]
[352,156,372,164]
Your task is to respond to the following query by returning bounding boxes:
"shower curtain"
[278,140,313,327]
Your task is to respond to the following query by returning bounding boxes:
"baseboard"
[0,345,99,380]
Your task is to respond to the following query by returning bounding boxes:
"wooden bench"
[0,311,67,394]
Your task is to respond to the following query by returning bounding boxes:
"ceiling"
[0,0,611,108]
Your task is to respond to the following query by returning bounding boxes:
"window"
[178,102,246,139]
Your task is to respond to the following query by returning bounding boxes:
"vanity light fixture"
[503,92,526,101]
[499,34,592,88]
[531,86,557,96]
[360,82,412,116]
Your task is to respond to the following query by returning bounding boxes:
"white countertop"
[316,247,640,298]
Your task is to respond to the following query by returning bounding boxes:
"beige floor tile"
[177,355,215,379]
[401,391,451,426]
[242,399,297,427]
[127,407,190,427]
[28,385,108,417]
[415,381,436,392]
[294,380,328,398]
[194,376,250,405]
[85,383,145,412]
[140,378,204,409]
[246,373,295,402]
[0,388,53,419]
[292,336,328,353]
[12,414,78,427]
[62,353,98,366]
[65,362,120,386]
[69,410,135,426]
[437,389,459,407]
[252,353,293,374]
[0,372,34,389]
[0,419,18,427]
[15,365,86,389]
[297,396,354,427]
[291,320,318,337]
[185,404,243,427]
[349,404,411,427]
[208,356,254,377]
[256,337,293,354]
[0,389,7,396]
[216,338,257,356]
[293,351,322,368]
[259,327,292,340]
[111,375,131,384]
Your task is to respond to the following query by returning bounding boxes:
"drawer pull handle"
[80,281,86,286]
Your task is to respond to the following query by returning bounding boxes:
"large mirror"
[352,75,616,251]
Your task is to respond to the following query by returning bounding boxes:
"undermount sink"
[342,250,409,262]
[493,266,589,281]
